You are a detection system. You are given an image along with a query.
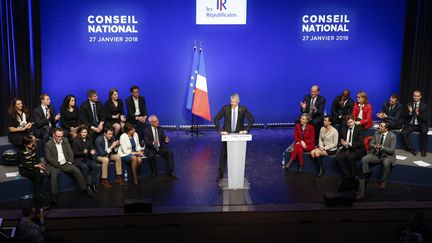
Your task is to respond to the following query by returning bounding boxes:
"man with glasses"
[300,85,326,143]
[361,122,396,189]
[45,128,93,204]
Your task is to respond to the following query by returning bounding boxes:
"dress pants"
[96,154,123,179]
[46,163,87,194]
[362,153,395,181]
[77,159,99,185]
[290,143,313,166]
[148,147,174,173]
[401,124,428,152]
[19,169,46,198]
[335,149,363,177]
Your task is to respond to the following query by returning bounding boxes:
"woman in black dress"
[60,95,82,140]
[72,125,98,193]
[104,88,126,137]
[17,135,47,202]
[7,98,33,147]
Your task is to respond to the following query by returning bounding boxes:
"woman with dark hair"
[119,123,144,185]
[72,126,98,193]
[104,88,126,137]
[283,114,315,173]
[310,116,339,177]
[352,91,373,130]
[8,98,33,147]
[60,95,82,140]
[17,135,47,202]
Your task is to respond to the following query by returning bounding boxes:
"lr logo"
[216,0,227,10]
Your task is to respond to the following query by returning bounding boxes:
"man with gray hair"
[143,115,177,179]
[214,93,254,182]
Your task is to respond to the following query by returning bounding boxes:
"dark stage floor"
[1,128,432,213]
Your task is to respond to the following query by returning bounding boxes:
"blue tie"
[231,109,237,133]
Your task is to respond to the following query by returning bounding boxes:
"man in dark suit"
[300,85,326,142]
[125,85,148,143]
[335,115,365,177]
[331,89,354,128]
[376,94,403,130]
[95,127,125,189]
[44,128,93,203]
[80,89,104,139]
[213,93,254,181]
[143,115,177,179]
[401,90,429,157]
[361,122,397,189]
[32,94,61,143]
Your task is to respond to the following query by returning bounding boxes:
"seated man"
[125,85,148,143]
[300,85,326,142]
[45,128,93,203]
[335,115,364,177]
[95,127,126,189]
[80,89,105,140]
[32,94,60,143]
[331,89,354,128]
[361,122,396,189]
[143,115,177,179]
[376,94,403,130]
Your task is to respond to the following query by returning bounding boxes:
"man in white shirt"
[126,85,148,143]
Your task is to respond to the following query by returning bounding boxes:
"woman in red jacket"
[352,91,373,130]
[283,114,315,173]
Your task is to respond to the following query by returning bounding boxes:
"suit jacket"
[143,126,168,156]
[95,134,117,157]
[103,99,125,125]
[44,138,74,168]
[380,101,403,129]
[214,105,254,133]
[294,123,315,151]
[80,100,104,128]
[72,137,96,162]
[404,101,428,128]
[331,95,354,124]
[32,105,57,137]
[352,102,373,129]
[301,95,326,120]
[339,125,364,152]
[125,95,148,124]
[369,130,396,159]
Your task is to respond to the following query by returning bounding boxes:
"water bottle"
[124,170,128,182]
[15,166,21,180]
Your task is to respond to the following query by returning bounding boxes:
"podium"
[221,134,252,189]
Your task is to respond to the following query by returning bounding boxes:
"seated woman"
[72,126,98,193]
[352,91,373,130]
[310,116,339,177]
[283,114,315,173]
[8,98,33,147]
[118,123,144,185]
[17,135,47,203]
[60,95,82,141]
[104,88,126,137]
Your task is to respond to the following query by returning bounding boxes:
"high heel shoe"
[283,160,293,169]
[297,166,303,173]
[316,158,325,177]
[317,167,325,177]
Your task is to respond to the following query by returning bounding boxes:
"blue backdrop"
[41,0,406,125]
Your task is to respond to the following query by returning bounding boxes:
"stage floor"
[0,128,431,213]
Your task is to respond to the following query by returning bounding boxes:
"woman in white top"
[119,123,144,185]
[310,116,339,177]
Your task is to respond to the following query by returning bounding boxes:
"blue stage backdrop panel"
[41,0,406,125]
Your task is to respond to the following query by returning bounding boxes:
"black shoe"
[84,187,94,198]
[410,149,417,156]
[91,184,98,193]
[421,150,427,157]
[169,171,178,179]
[297,166,303,173]
[317,167,325,177]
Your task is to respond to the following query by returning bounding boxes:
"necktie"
[379,134,384,145]
[231,109,237,132]
[45,107,49,118]
[154,127,160,151]
[348,128,352,144]
[92,103,98,124]
[411,102,417,124]
[389,105,393,112]
[310,98,315,114]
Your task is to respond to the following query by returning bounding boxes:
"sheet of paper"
[427,131,432,135]
[5,172,19,177]
[396,155,407,160]
[413,160,431,167]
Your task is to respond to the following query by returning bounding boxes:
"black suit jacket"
[380,101,403,129]
[404,101,428,128]
[80,100,104,128]
[32,105,57,138]
[72,137,96,163]
[331,96,354,124]
[301,94,326,120]
[103,99,125,125]
[143,126,168,156]
[125,96,148,124]
[339,125,364,152]
[214,105,254,133]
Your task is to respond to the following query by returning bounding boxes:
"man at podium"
[214,93,254,182]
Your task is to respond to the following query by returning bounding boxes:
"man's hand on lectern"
[239,130,248,134]
[220,131,229,135]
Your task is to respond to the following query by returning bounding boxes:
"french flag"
[192,49,211,121]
